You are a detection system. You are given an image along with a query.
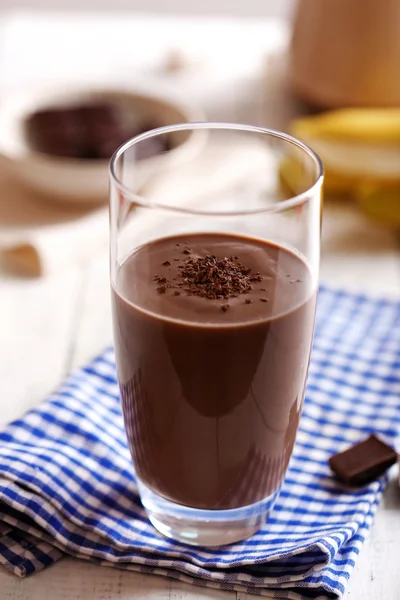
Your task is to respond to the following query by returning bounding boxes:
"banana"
[292,109,400,144]
[290,109,400,185]
[355,184,400,229]
[280,109,400,228]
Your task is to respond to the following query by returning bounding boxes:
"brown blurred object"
[290,0,400,108]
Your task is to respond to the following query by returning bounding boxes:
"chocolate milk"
[112,233,317,510]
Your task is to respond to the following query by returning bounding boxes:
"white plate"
[0,83,204,204]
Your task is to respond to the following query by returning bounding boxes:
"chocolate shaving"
[153,252,262,302]
[179,254,259,300]
[162,260,171,266]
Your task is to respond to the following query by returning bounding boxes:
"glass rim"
[109,122,324,217]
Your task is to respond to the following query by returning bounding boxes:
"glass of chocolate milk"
[110,123,323,546]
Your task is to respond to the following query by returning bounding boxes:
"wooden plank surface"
[0,559,232,600]
[68,257,112,371]
[0,268,82,428]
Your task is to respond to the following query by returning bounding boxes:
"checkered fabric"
[0,286,399,599]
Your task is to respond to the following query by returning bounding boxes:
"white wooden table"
[1,11,400,600]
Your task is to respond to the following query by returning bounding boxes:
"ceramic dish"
[0,84,204,204]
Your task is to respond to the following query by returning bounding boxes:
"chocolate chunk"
[329,434,397,487]
[25,102,169,160]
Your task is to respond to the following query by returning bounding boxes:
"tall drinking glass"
[110,123,323,546]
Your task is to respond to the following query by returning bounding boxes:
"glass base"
[138,479,280,546]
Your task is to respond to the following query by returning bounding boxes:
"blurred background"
[0,0,293,16]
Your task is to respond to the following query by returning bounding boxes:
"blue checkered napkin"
[0,287,399,599]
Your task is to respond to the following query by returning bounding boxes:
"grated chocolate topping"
[154,254,263,300]
[180,255,262,300]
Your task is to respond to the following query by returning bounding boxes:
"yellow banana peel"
[279,155,350,197]
[292,109,400,144]
[282,108,400,227]
[355,184,400,229]
[290,108,400,186]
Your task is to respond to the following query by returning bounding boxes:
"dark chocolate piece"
[329,434,397,486]
[25,103,169,160]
